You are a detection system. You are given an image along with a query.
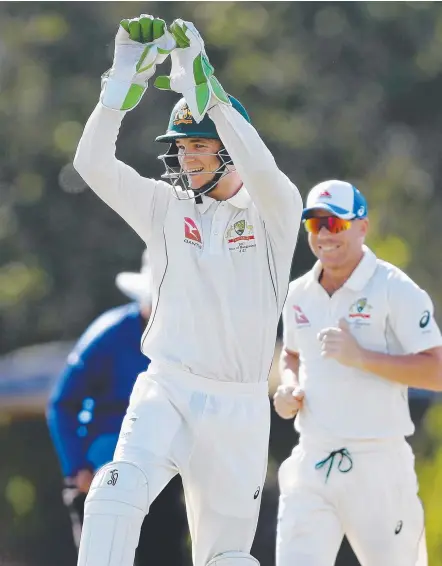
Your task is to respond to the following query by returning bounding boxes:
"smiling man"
[73,14,301,566]
[155,95,250,202]
[273,180,442,566]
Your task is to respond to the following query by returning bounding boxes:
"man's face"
[175,137,222,190]
[306,209,369,269]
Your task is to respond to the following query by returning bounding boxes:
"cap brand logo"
[319,190,332,198]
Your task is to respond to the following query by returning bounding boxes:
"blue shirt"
[46,303,150,477]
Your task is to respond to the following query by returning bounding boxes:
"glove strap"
[100,75,146,111]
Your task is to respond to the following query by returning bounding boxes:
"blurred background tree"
[1,2,442,565]
[2,1,442,356]
[416,404,442,564]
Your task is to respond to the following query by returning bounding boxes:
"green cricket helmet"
[156,95,251,199]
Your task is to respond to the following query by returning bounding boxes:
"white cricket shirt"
[283,246,442,438]
[74,102,302,383]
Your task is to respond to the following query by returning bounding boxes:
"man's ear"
[359,217,369,237]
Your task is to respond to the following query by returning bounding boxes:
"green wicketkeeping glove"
[101,14,176,111]
[154,19,230,123]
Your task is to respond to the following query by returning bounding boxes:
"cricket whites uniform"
[277,245,442,566]
[74,101,302,566]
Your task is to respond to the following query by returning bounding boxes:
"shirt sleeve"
[282,285,299,353]
[73,103,171,243]
[387,271,442,354]
[208,103,303,248]
[46,337,112,477]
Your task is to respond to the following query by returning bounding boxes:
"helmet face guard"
[158,144,234,199]
[156,95,251,201]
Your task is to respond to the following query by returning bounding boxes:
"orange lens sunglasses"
[303,216,352,234]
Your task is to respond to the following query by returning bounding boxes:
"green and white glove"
[154,19,230,123]
[101,15,176,111]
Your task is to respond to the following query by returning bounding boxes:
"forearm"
[47,402,87,476]
[73,102,165,240]
[279,348,300,387]
[358,347,442,391]
[209,104,280,183]
[74,103,125,189]
[208,104,302,240]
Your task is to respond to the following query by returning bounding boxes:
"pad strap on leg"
[77,461,149,566]
[207,552,260,566]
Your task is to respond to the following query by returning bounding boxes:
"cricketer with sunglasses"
[73,14,302,566]
[274,180,442,566]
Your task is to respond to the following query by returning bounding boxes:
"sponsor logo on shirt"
[184,217,203,248]
[225,220,256,252]
[349,298,372,319]
[293,305,310,326]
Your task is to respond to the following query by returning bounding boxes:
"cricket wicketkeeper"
[73,15,302,566]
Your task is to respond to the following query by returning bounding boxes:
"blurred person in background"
[73,13,301,566]
[47,249,189,566]
[273,180,442,566]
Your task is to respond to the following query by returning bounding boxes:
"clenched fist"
[273,385,304,419]
[318,318,364,368]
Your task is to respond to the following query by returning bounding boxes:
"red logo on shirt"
[293,305,309,324]
[319,190,332,198]
[184,217,202,244]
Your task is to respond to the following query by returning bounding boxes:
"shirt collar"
[197,186,252,213]
[226,186,252,209]
[311,245,378,291]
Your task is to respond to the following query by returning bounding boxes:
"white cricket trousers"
[276,435,427,566]
[115,364,269,566]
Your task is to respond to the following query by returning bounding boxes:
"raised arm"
[153,18,302,246]
[73,16,176,242]
[209,104,303,245]
[74,105,168,242]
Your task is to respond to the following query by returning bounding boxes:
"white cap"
[115,249,152,306]
[302,180,368,220]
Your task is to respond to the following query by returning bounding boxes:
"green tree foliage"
[1,2,442,354]
[416,401,442,565]
[1,4,442,564]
